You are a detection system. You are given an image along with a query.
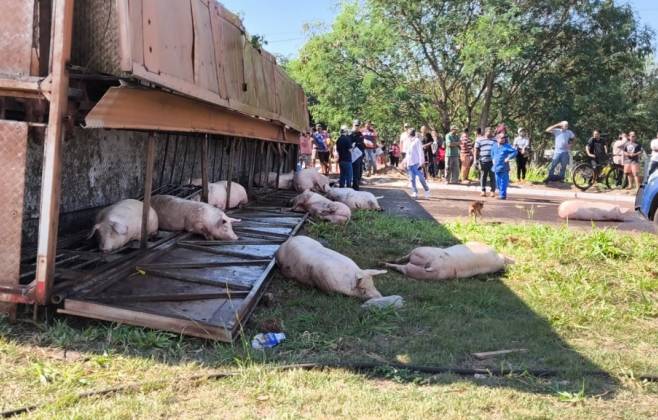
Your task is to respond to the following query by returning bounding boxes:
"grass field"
[1,212,657,418]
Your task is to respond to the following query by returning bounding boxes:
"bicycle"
[571,157,627,191]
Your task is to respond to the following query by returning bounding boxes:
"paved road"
[365,182,656,234]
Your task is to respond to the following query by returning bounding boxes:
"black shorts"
[318,151,330,164]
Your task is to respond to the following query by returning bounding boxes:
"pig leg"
[384,262,409,275]
[388,253,411,264]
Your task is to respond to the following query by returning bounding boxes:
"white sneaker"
[411,192,418,199]
[424,190,430,199]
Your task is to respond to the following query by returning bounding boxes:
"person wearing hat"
[336,125,354,187]
[444,126,461,183]
[513,128,531,181]
[351,119,365,190]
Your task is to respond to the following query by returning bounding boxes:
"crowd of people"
[299,118,658,199]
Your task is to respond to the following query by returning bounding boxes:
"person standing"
[361,121,379,177]
[474,127,496,197]
[399,123,411,162]
[323,128,335,174]
[459,129,474,183]
[623,131,643,190]
[390,142,401,167]
[444,126,461,183]
[585,129,608,181]
[336,125,353,188]
[298,130,313,169]
[430,130,440,179]
[420,126,434,178]
[405,129,430,199]
[543,121,575,183]
[351,119,365,191]
[513,128,531,181]
[313,124,330,175]
[491,133,518,200]
[650,132,658,176]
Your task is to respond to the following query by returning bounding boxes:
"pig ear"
[110,221,128,235]
[227,217,241,223]
[364,269,387,277]
[86,224,100,240]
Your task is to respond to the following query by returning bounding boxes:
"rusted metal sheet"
[58,199,306,342]
[85,87,299,144]
[0,120,29,317]
[0,0,35,77]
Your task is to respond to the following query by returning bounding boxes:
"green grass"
[1,212,657,418]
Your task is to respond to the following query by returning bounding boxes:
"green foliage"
[286,0,657,152]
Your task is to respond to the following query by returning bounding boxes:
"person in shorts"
[298,130,313,169]
[313,123,330,175]
[623,131,643,190]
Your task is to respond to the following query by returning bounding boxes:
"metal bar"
[34,0,75,305]
[168,135,179,184]
[178,136,190,185]
[141,133,156,248]
[201,134,209,203]
[232,227,290,239]
[158,134,170,188]
[140,268,252,291]
[175,242,271,260]
[136,260,271,270]
[225,140,233,209]
[177,239,282,246]
[94,291,249,303]
[211,135,218,182]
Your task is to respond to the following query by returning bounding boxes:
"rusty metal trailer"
[0,0,309,341]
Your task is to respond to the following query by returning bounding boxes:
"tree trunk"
[478,71,495,130]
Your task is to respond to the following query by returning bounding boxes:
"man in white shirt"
[543,121,575,183]
[405,128,430,199]
[650,132,658,176]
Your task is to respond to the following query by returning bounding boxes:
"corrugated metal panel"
[0,0,35,77]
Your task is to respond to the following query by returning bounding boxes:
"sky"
[220,0,658,59]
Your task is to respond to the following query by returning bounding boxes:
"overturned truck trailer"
[0,0,309,341]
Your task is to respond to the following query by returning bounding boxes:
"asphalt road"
[365,184,656,233]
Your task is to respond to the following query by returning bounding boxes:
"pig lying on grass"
[325,187,383,211]
[385,242,513,280]
[151,195,240,240]
[254,171,295,189]
[276,236,386,299]
[558,199,634,222]
[291,190,351,225]
[190,179,249,210]
[293,168,331,193]
[88,199,158,253]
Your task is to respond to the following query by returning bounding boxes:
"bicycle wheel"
[572,163,595,191]
[605,165,627,190]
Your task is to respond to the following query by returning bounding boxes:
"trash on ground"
[251,332,286,349]
[361,295,404,310]
[471,348,528,360]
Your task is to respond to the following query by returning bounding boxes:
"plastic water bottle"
[251,332,286,349]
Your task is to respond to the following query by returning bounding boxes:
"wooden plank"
[0,0,35,76]
[176,242,272,260]
[34,0,75,305]
[140,268,252,291]
[128,0,144,67]
[59,299,232,341]
[116,0,132,71]
[191,0,219,93]
[141,134,156,248]
[95,291,249,303]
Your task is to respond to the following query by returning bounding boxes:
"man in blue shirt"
[491,133,517,200]
[543,120,575,183]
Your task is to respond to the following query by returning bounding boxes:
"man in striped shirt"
[474,127,497,197]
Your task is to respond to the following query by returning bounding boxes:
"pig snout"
[211,216,240,240]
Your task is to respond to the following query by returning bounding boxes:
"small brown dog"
[469,201,484,221]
